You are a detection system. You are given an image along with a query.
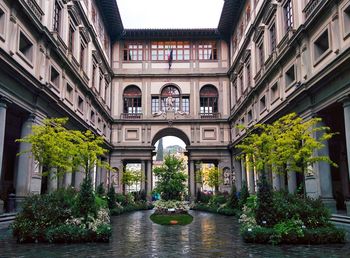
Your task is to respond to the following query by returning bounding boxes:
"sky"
[117,0,224,29]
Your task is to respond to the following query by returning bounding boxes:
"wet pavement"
[1,210,350,257]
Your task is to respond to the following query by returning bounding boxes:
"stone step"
[0,213,16,226]
[331,214,350,224]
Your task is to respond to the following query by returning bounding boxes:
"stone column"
[317,121,336,213]
[241,159,247,184]
[272,172,281,191]
[146,161,152,198]
[141,161,146,191]
[189,160,196,200]
[287,170,297,194]
[0,100,5,213]
[64,173,72,188]
[343,98,350,181]
[234,158,242,191]
[0,99,8,185]
[48,169,58,193]
[15,115,36,206]
[248,163,255,193]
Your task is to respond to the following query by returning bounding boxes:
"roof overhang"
[95,0,124,41]
[120,28,221,41]
[218,0,246,40]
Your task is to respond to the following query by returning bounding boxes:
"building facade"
[0,0,349,215]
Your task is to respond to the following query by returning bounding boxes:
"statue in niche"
[166,96,175,111]
[223,167,231,185]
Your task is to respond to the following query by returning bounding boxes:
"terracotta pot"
[170,220,178,225]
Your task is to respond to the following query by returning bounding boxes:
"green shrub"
[239,182,249,209]
[115,193,127,206]
[208,194,227,207]
[95,223,112,242]
[196,190,211,203]
[107,186,116,209]
[217,206,236,216]
[96,183,105,197]
[255,175,276,227]
[75,176,97,223]
[12,188,77,243]
[227,184,239,209]
[45,224,88,243]
[242,225,345,244]
[95,195,108,210]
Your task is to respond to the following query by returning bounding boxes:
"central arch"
[151,127,190,147]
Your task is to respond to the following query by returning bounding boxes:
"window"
[246,62,251,89]
[270,82,279,102]
[344,5,350,36]
[68,25,75,53]
[161,86,180,112]
[152,97,160,113]
[247,110,253,123]
[182,96,190,113]
[151,41,190,61]
[258,40,265,69]
[284,0,294,32]
[19,32,33,62]
[98,72,103,93]
[313,29,329,62]
[80,42,86,69]
[123,86,142,114]
[285,65,296,87]
[53,1,62,34]
[92,63,97,87]
[0,8,5,36]
[240,117,245,130]
[198,42,217,60]
[90,110,95,124]
[66,83,73,102]
[259,95,266,112]
[239,71,244,94]
[103,124,107,136]
[50,66,60,88]
[269,23,276,53]
[123,42,143,61]
[200,85,218,114]
[77,96,84,112]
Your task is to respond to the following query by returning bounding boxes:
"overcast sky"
[155,136,186,149]
[117,0,224,29]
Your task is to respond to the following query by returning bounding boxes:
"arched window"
[123,86,142,114]
[200,85,218,114]
[151,85,190,114]
[161,85,180,112]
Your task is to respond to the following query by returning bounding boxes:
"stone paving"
[1,210,350,257]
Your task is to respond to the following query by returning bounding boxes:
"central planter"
[150,200,193,225]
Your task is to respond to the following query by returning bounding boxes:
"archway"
[151,127,191,200]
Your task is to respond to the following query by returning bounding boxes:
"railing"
[303,0,323,19]
[120,113,143,119]
[199,112,221,119]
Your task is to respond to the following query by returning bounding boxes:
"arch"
[151,127,190,146]
[159,83,182,95]
[200,84,219,114]
[123,85,142,114]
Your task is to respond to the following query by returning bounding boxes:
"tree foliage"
[197,165,223,192]
[17,118,112,178]
[153,155,187,201]
[122,168,143,192]
[237,113,337,176]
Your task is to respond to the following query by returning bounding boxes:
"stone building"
[0,0,349,215]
